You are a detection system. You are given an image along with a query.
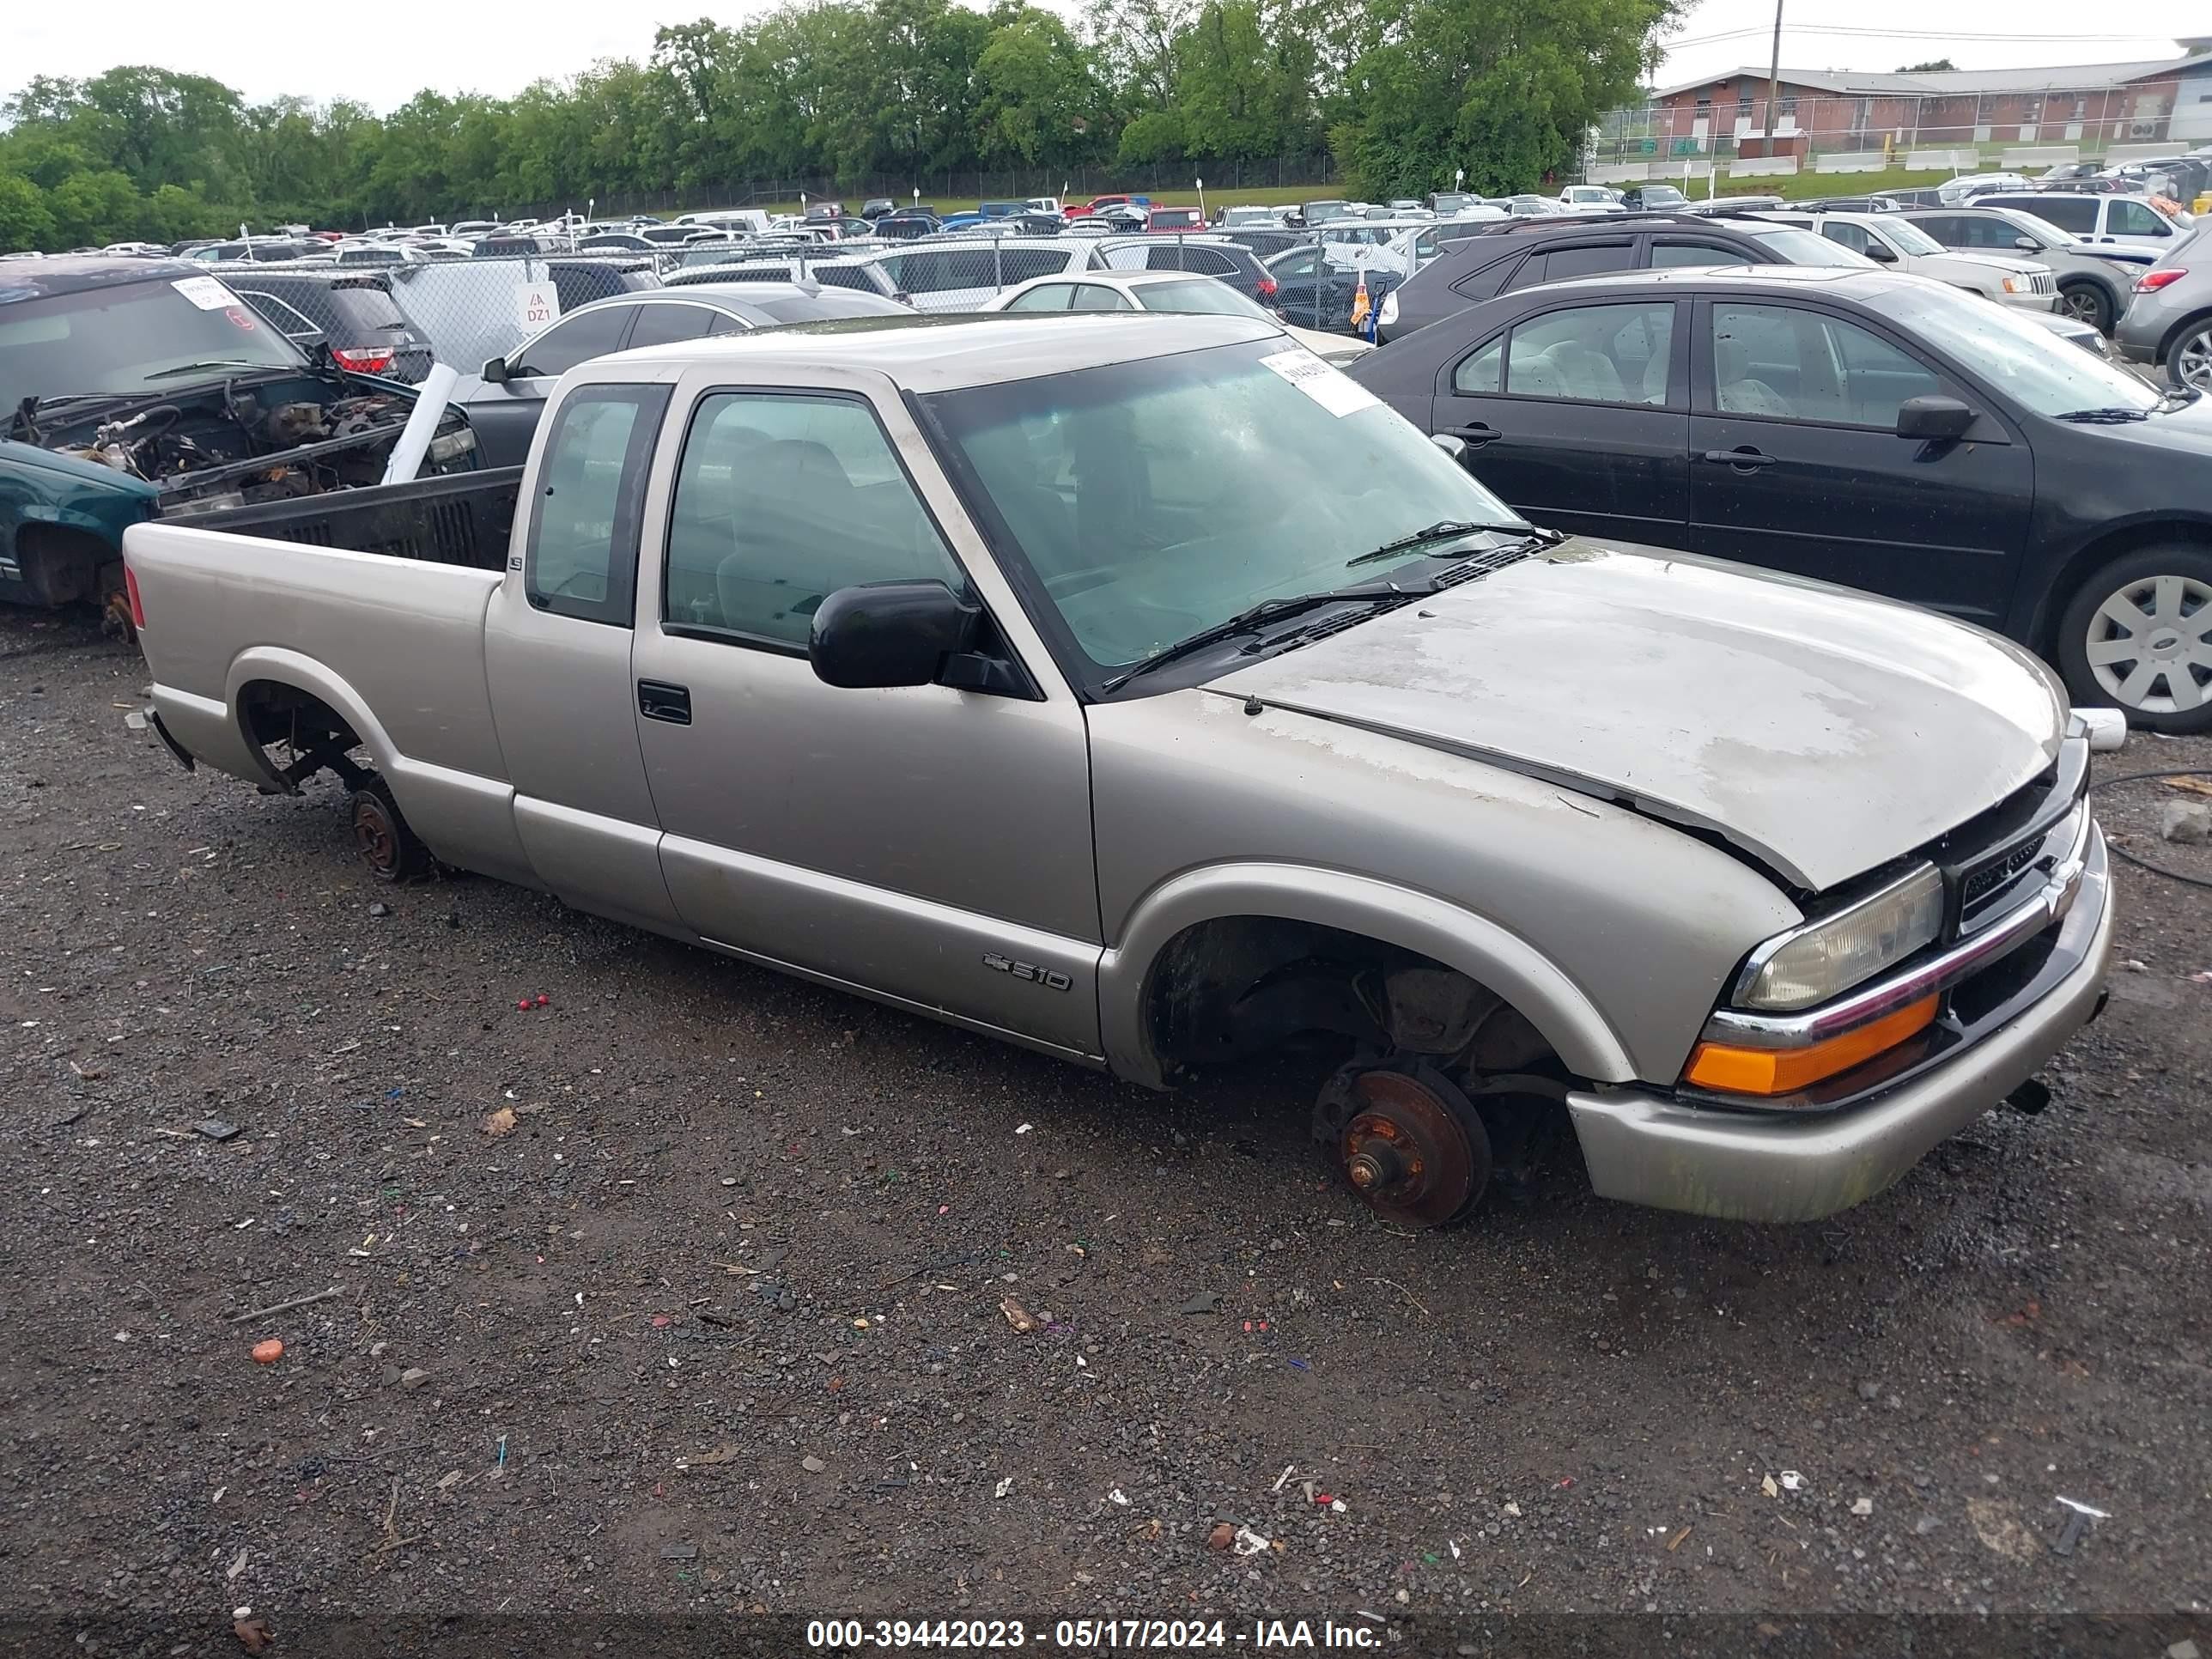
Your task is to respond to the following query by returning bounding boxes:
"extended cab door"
[483,376,685,936]
[1429,295,1691,546]
[1686,296,2032,624]
[627,370,1103,1059]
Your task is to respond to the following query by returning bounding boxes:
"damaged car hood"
[1207,542,2066,891]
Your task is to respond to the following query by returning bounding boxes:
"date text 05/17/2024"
[805,1619,1387,1649]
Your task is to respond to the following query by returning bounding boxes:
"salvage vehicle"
[126,313,2112,1229]
[0,256,476,617]
[1348,264,2212,730]
[224,268,437,383]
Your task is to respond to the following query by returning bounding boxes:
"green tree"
[975,9,1105,170]
[0,171,59,252]
[47,168,142,246]
[1898,58,1955,73]
[1331,0,1676,197]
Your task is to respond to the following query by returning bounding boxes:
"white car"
[1756,210,2057,310]
[1935,172,2031,205]
[979,269,1372,366]
[1556,185,1624,215]
[1971,191,2191,254]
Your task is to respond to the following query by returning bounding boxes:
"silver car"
[125,315,2115,1231]
[2113,225,2212,390]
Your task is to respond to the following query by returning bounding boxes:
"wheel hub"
[2086,573,2212,714]
[1331,1067,1491,1228]
[353,800,398,872]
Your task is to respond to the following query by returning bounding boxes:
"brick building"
[1647,43,2212,155]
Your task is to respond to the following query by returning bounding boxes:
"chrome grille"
[2030,270,2057,295]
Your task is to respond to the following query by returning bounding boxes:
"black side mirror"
[1862,241,1898,263]
[810,580,978,690]
[1896,394,1977,441]
[481,355,511,385]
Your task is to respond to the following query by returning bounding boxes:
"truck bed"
[183,465,523,568]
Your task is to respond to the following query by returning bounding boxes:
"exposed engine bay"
[13,373,476,519]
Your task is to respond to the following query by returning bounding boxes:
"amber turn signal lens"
[1683,995,1939,1097]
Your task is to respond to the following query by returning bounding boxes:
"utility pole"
[1765,0,1784,149]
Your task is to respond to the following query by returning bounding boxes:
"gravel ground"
[3,607,2209,1652]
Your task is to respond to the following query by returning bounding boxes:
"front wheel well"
[1142,915,1565,1080]
[2033,523,2212,659]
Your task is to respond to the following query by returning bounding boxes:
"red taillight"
[125,565,145,631]
[2136,268,2186,293]
[331,346,395,373]
[1258,276,1278,298]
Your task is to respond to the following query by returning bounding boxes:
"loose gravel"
[3,609,2208,1648]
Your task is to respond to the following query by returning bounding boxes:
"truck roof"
[610,311,1281,392]
[0,254,205,304]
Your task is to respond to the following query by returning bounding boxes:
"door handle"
[1699,447,1778,470]
[1443,422,1500,447]
[638,680,692,725]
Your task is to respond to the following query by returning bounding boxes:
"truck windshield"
[920,337,1525,681]
[0,277,303,410]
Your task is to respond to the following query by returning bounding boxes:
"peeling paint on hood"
[1208,544,2065,891]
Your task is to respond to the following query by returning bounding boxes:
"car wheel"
[2057,546,2212,733]
[2168,319,2212,392]
[2057,281,2113,334]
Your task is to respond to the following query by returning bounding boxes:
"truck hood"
[1207,543,2066,892]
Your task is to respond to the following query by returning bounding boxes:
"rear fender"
[221,645,536,888]
[1097,862,1638,1090]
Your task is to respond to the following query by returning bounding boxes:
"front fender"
[1097,861,1638,1090]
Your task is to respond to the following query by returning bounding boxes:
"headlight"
[1737,864,1943,1011]
[2001,276,2021,294]
[1379,289,1398,325]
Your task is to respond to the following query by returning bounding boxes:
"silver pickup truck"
[125,313,2115,1228]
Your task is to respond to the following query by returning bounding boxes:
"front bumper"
[1566,825,2113,1223]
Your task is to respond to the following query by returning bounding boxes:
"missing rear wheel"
[349,776,431,883]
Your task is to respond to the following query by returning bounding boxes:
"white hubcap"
[2086,573,2212,712]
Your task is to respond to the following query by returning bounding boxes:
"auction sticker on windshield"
[172,276,234,311]
[1258,349,1380,417]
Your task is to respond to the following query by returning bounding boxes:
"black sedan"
[1347,264,2212,730]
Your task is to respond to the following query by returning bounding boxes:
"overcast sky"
[1,0,2208,115]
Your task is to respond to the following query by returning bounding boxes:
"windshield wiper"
[1100,581,1421,694]
[2053,405,2151,423]
[1345,519,1530,568]
[140,360,265,381]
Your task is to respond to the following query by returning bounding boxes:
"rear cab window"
[524,384,672,627]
